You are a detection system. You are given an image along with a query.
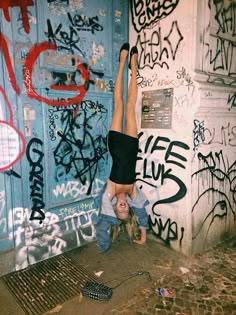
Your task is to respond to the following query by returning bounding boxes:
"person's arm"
[94,183,118,253]
[127,185,149,229]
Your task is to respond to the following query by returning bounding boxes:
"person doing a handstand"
[95,43,149,253]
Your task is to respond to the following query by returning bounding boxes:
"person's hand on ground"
[133,229,146,245]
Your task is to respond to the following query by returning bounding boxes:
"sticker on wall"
[92,41,105,64]
[69,0,84,11]
[0,122,25,170]
[99,9,106,17]
[0,87,26,171]
[47,0,84,15]
[23,105,35,137]
[29,15,37,24]
[114,10,122,23]
[114,10,122,18]
[141,88,173,129]
[94,78,109,92]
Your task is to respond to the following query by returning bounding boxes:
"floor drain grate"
[2,254,98,315]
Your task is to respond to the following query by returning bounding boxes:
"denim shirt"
[94,184,149,253]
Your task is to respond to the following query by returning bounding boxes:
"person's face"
[115,198,129,220]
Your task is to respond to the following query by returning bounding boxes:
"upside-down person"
[95,43,149,253]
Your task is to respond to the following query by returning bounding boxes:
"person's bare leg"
[125,47,138,138]
[110,47,129,132]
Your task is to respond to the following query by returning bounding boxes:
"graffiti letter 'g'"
[23,41,90,107]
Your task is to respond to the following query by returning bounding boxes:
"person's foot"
[129,46,138,69]
[119,42,129,62]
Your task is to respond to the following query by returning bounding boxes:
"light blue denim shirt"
[94,184,149,253]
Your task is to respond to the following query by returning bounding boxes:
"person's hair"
[110,208,141,243]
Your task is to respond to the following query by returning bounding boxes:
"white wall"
[129,0,236,255]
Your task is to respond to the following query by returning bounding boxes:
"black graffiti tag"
[193,120,236,150]
[228,92,236,110]
[192,150,236,239]
[45,12,103,54]
[137,133,190,212]
[193,119,205,151]
[136,21,184,70]
[130,0,179,33]
[149,213,185,246]
[52,103,108,194]
[67,13,103,34]
[26,138,45,223]
[45,19,83,55]
[209,0,236,36]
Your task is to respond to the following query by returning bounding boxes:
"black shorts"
[108,130,139,184]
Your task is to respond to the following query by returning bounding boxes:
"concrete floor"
[0,232,235,315]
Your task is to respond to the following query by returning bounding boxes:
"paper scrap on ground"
[179,267,190,274]
[48,305,63,313]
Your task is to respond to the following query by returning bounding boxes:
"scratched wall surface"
[0,0,128,273]
[130,0,236,255]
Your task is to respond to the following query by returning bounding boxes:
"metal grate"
[2,254,99,315]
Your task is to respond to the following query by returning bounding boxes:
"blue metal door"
[0,0,128,273]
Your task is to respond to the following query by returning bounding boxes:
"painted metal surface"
[0,0,128,273]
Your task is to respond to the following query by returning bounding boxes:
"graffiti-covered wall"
[0,0,128,275]
[129,0,236,255]
[0,0,235,276]
[191,0,236,253]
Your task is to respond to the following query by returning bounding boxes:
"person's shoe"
[128,46,138,69]
[119,42,130,61]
